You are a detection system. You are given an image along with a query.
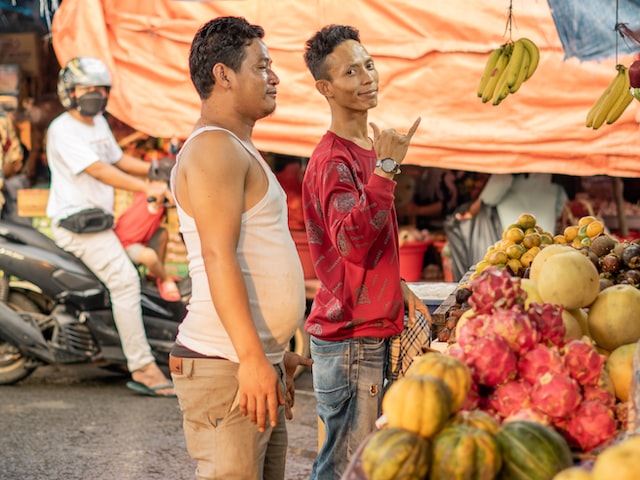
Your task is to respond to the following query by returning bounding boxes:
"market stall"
[49,0,640,178]
[343,213,640,479]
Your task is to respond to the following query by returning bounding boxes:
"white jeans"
[52,224,155,372]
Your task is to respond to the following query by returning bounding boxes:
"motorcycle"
[0,218,189,385]
[0,218,311,385]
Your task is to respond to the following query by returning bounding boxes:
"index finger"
[406,117,421,139]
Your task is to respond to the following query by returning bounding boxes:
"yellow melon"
[592,436,640,480]
[605,342,637,402]
[588,284,640,352]
[561,310,583,340]
[529,244,574,283]
[537,250,600,309]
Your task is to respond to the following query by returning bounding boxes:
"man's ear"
[212,64,230,85]
[315,79,333,98]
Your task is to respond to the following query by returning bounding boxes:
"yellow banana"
[591,66,627,129]
[482,44,511,104]
[518,37,540,80]
[506,39,526,89]
[492,61,512,105]
[509,48,530,94]
[586,67,624,128]
[606,67,633,124]
[477,46,504,98]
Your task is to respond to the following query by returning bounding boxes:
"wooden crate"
[17,188,49,217]
[431,269,474,337]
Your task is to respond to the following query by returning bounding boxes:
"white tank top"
[170,126,306,363]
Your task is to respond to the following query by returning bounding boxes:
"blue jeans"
[309,336,388,480]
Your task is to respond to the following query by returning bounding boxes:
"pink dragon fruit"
[446,343,466,362]
[582,384,616,409]
[531,371,582,419]
[527,302,566,347]
[518,343,566,385]
[487,379,532,419]
[468,267,525,315]
[562,401,618,452]
[482,308,540,355]
[455,314,489,348]
[562,339,606,386]
[503,408,551,426]
[463,335,518,387]
[461,381,481,411]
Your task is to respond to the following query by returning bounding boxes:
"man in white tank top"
[169,16,312,480]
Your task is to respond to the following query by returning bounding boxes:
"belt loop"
[186,358,195,379]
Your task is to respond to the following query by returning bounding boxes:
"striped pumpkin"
[361,427,431,480]
[430,425,501,480]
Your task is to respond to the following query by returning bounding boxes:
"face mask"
[76,91,108,117]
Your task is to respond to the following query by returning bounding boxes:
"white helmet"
[57,57,112,109]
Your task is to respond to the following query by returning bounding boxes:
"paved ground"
[0,364,317,480]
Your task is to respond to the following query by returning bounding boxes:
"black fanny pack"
[58,208,114,233]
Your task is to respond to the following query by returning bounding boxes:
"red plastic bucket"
[399,240,430,282]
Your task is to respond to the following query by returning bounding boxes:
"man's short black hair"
[189,16,265,99]
[303,25,360,81]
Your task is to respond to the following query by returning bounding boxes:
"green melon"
[495,420,573,480]
[360,427,431,480]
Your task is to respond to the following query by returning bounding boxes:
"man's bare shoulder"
[179,128,251,170]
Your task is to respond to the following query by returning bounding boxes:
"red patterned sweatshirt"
[302,131,405,341]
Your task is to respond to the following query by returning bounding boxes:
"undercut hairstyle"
[189,16,265,99]
[304,25,361,81]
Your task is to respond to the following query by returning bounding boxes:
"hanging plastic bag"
[444,201,502,282]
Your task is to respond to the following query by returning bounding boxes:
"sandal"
[156,278,181,302]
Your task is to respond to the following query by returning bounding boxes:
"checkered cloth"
[387,310,431,382]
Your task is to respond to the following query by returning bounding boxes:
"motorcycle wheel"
[286,326,310,379]
[0,292,41,385]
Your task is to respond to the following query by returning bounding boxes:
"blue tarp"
[547,0,640,61]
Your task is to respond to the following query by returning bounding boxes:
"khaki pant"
[170,356,287,480]
[52,225,155,372]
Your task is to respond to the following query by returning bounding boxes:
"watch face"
[381,158,398,173]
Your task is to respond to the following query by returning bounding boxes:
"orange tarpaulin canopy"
[51,0,640,177]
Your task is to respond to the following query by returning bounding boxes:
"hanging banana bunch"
[477,37,540,106]
[585,65,634,129]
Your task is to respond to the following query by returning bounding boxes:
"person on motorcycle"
[45,56,175,397]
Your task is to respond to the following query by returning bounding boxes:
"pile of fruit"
[471,212,640,287]
[355,260,640,479]
[449,267,630,453]
[359,351,576,480]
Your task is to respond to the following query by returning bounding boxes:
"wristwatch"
[376,157,401,174]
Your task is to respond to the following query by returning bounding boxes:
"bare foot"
[131,362,175,396]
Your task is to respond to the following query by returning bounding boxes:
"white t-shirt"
[170,126,306,364]
[46,112,123,221]
[480,173,568,234]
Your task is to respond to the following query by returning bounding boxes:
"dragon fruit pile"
[447,267,619,452]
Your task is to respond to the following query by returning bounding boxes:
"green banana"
[518,37,540,80]
[477,47,504,98]
[506,39,526,89]
[591,66,627,129]
[606,67,633,124]
[482,44,511,104]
